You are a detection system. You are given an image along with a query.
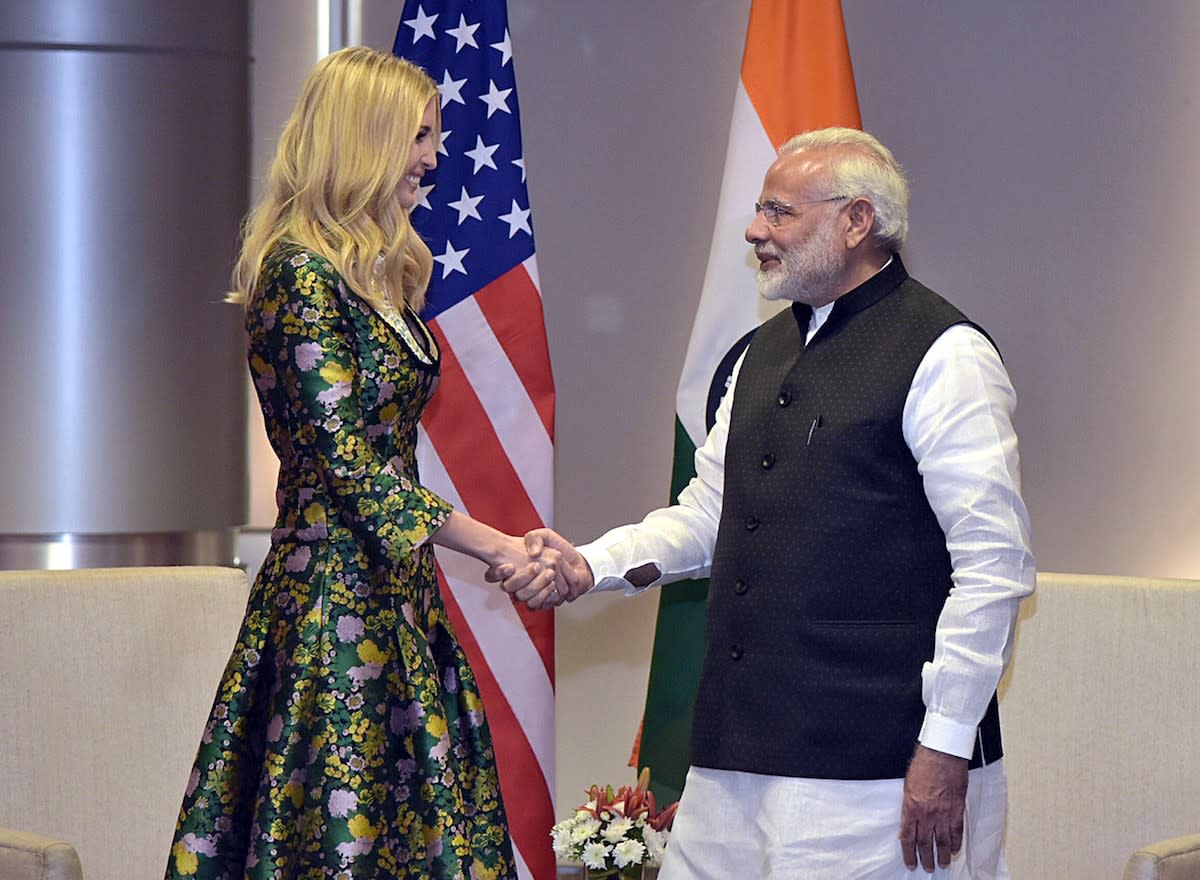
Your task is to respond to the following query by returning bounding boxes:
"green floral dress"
[166,246,516,880]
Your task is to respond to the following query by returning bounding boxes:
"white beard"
[756,215,845,305]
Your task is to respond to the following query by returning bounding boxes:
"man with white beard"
[499,127,1035,879]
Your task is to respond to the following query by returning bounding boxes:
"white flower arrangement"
[550,769,678,876]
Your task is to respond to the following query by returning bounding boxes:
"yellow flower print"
[172,843,199,876]
[283,780,305,808]
[303,502,326,526]
[421,822,442,848]
[320,361,353,385]
[357,639,388,665]
[426,714,448,739]
[348,814,379,841]
[471,860,499,880]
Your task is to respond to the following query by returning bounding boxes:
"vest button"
[778,391,791,407]
[745,514,759,531]
[729,644,744,660]
[761,452,775,469]
[734,579,749,595]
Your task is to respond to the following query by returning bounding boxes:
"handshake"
[484,528,595,610]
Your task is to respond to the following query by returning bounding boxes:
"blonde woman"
[165,47,558,879]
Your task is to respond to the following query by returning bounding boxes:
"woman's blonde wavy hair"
[229,46,439,312]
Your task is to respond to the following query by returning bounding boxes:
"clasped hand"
[485,529,593,610]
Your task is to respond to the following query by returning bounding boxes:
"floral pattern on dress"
[166,246,516,880]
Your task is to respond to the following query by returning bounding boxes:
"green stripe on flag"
[639,417,708,804]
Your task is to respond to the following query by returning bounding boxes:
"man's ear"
[845,197,875,249]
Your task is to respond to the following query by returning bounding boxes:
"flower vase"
[583,866,659,880]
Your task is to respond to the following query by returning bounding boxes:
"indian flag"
[638,0,863,803]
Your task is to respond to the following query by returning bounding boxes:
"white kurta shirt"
[578,301,1036,879]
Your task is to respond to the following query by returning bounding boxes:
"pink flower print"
[284,546,311,573]
[180,833,218,856]
[394,758,417,781]
[266,714,284,742]
[348,662,383,685]
[391,703,424,734]
[294,341,323,372]
[317,382,351,405]
[426,835,444,858]
[400,602,417,627]
[336,839,374,859]
[430,733,451,762]
[443,668,459,694]
[328,788,358,818]
[336,615,366,643]
[186,767,200,796]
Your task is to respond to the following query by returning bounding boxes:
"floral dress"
[166,246,516,880]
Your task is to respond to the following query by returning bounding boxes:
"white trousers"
[658,762,1010,880]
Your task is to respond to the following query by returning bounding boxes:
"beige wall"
[247,0,1200,817]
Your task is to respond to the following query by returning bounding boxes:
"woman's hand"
[485,529,594,609]
[489,532,563,610]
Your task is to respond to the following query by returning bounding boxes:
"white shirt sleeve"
[907,324,1037,759]
[578,356,743,595]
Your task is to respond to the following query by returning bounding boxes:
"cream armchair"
[1000,572,1200,879]
[0,828,82,880]
[1124,834,1200,880]
[0,566,249,880]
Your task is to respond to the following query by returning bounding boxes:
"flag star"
[438,70,468,108]
[447,186,485,224]
[402,5,438,43]
[491,29,513,66]
[446,13,480,53]
[434,241,469,278]
[512,156,526,183]
[498,199,532,238]
[415,182,435,211]
[437,129,453,157]
[464,135,499,173]
[478,79,513,118]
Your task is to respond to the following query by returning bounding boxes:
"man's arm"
[491,356,745,606]
[899,323,1036,871]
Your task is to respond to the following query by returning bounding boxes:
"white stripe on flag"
[434,295,554,525]
[523,254,542,292]
[416,426,557,786]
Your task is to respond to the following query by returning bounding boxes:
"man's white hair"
[780,127,910,252]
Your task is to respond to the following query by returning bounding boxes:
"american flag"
[393,4,557,879]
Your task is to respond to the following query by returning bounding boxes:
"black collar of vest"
[789,253,908,330]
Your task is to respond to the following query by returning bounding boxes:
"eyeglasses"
[753,195,850,227]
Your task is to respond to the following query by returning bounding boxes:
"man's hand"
[483,528,593,609]
[524,529,594,600]
[899,744,969,872]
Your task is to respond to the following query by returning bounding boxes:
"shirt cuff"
[917,711,979,760]
[578,542,657,596]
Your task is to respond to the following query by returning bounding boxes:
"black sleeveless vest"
[690,257,1003,780]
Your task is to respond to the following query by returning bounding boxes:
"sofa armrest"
[1123,833,1200,880]
[0,828,83,880]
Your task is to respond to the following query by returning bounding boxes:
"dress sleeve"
[250,252,452,565]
